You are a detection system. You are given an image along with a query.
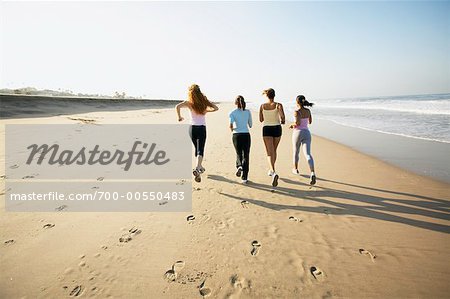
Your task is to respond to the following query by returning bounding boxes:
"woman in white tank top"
[259,88,285,187]
[176,84,218,183]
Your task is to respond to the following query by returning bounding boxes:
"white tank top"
[263,108,280,126]
[190,109,206,126]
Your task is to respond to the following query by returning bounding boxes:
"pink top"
[295,118,309,130]
[190,109,206,126]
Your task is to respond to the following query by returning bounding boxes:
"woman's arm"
[175,101,189,121]
[259,105,264,123]
[248,111,253,128]
[289,110,300,128]
[278,103,286,124]
[229,112,234,132]
[309,113,313,124]
[206,102,219,112]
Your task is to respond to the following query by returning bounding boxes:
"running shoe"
[236,166,243,177]
[310,173,316,185]
[292,169,300,175]
[267,170,275,177]
[193,169,201,183]
[272,173,279,187]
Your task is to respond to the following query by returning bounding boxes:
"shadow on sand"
[207,174,450,234]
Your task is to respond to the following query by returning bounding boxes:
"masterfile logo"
[6,124,191,180]
[5,124,192,212]
[26,141,170,171]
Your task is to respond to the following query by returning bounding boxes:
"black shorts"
[263,125,282,137]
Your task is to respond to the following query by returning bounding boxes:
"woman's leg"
[233,134,244,178]
[242,134,251,180]
[189,125,199,157]
[232,134,242,169]
[263,136,275,172]
[196,126,207,169]
[272,136,281,170]
[292,130,301,170]
[190,126,202,182]
[301,131,315,172]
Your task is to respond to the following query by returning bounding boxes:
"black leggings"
[232,133,251,180]
[189,125,206,157]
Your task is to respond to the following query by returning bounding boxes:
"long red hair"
[188,84,212,114]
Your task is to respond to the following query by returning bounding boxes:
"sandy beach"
[0,99,449,298]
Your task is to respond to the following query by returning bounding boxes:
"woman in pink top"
[176,84,219,182]
[289,95,316,185]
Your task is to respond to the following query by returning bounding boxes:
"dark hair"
[263,88,275,100]
[296,95,314,107]
[235,95,246,110]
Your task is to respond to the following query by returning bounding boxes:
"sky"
[1,1,449,102]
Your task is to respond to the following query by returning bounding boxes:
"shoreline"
[311,119,450,184]
[310,119,450,184]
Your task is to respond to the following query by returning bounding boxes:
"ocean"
[248,93,450,182]
[287,93,450,144]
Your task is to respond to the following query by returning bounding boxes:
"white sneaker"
[310,173,316,185]
[267,170,275,176]
[241,179,248,184]
[271,173,279,187]
[292,169,300,175]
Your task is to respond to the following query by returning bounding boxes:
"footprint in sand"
[164,261,185,282]
[176,179,186,186]
[199,280,212,298]
[97,177,104,181]
[251,240,261,256]
[22,175,35,179]
[241,200,249,209]
[359,249,376,262]
[173,261,185,273]
[4,239,14,245]
[164,269,177,282]
[55,205,68,211]
[129,227,141,234]
[323,209,330,215]
[9,164,19,169]
[43,223,55,229]
[230,274,245,288]
[119,235,132,243]
[289,216,303,222]
[310,266,324,280]
[119,227,141,243]
[69,285,83,297]
[187,215,195,223]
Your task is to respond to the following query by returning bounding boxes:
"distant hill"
[0,87,138,99]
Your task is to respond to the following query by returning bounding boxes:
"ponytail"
[235,95,246,110]
[296,95,314,107]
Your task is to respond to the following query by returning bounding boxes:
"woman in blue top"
[229,95,252,184]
